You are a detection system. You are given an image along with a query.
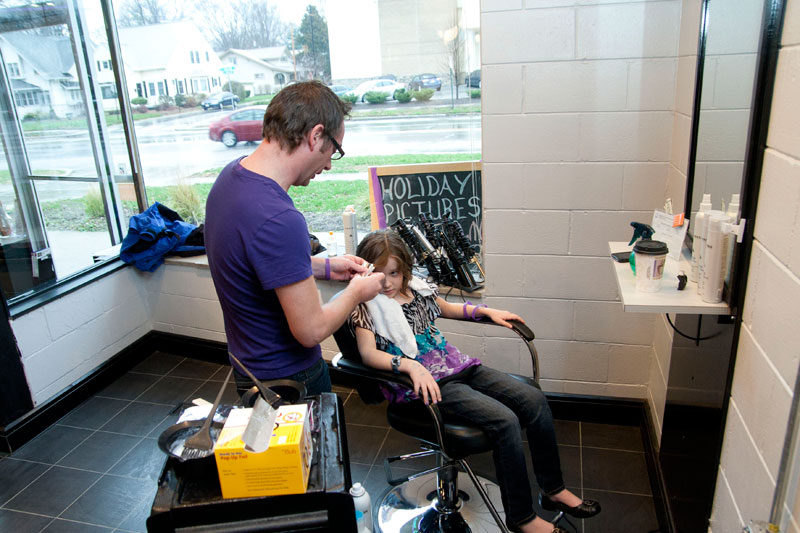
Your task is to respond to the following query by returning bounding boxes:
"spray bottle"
[627,222,655,275]
[350,482,372,533]
[342,205,358,256]
[690,194,712,283]
[326,231,338,257]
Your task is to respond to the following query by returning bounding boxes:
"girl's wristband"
[462,301,473,320]
[324,258,331,280]
[471,304,488,321]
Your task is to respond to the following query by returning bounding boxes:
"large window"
[0,0,138,304]
[0,0,481,308]
[116,0,481,233]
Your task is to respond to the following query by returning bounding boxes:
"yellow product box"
[214,403,312,499]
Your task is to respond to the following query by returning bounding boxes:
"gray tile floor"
[0,352,659,532]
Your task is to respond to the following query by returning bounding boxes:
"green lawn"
[350,103,480,118]
[20,111,164,132]
[143,180,369,217]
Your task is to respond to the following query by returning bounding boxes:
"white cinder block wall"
[479,0,686,403]
[710,2,800,530]
[10,268,151,406]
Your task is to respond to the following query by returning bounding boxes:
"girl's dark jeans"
[436,365,565,527]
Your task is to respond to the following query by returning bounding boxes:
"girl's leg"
[459,365,566,495]
[437,379,538,528]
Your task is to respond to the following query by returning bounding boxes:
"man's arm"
[276,273,384,348]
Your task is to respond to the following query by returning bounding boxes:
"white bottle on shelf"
[326,230,338,257]
[690,194,712,283]
[724,193,741,284]
[697,209,725,296]
[350,482,372,533]
[343,205,358,256]
[701,213,732,303]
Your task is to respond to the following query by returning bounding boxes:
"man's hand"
[325,255,368,280]
[347,272,384,303]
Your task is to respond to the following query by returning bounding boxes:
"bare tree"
[438,12,466,99]
[195,0,289,51]
[116,0,167,27]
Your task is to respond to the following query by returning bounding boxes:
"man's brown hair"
[261,80,352,154]
[356,229,415,296]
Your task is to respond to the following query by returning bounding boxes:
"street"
[0,100,481,206]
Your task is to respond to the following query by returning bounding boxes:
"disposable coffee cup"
[633,240,669,293]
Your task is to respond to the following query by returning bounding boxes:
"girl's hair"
[356,229,414,296]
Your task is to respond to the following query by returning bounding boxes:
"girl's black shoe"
[539,493,602,518]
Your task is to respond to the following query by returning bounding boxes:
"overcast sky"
[272,0,328,26]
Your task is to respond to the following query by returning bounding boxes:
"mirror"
[684,0,765,302]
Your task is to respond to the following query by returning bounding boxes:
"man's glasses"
[325,131,345,160]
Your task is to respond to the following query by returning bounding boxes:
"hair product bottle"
[701,213,732,303]
[697,209,725,295]
[724,194,740,285]
[343,205,358,256]
[349,482,372,532]
[326,231,338,257]
[690,194,712,283]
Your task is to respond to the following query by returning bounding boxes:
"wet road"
[0,106,481,205]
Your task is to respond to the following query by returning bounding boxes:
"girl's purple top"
[349,279,481,403]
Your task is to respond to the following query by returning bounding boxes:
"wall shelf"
[608,242,730,315]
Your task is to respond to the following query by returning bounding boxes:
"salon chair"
[332,312,567,533]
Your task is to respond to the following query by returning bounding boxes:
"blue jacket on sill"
[120,202,205,272]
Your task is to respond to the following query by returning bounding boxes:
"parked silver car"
[346,79,406,102]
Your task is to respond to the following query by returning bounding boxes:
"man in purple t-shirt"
[205,81,384,395]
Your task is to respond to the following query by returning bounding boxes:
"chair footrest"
[383,449,441,487]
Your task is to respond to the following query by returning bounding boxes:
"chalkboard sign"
[369,161,482,250]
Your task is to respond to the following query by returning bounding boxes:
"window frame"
[0,0,147,313]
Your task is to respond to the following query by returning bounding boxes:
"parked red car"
[208,106,266,148]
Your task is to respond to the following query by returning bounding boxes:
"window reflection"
[3,25,98,178]
[34,180,112,277]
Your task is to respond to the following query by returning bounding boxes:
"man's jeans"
[437,365,565,527]
[233,357,332,398]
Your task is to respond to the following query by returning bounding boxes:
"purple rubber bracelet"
[324,258,331,280]
[463,301,473,320]
[471,304,488,321]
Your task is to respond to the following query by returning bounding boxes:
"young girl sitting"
[349,229,601,533]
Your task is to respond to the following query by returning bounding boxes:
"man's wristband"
[324,257,331,280]
[391,355,402,374]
